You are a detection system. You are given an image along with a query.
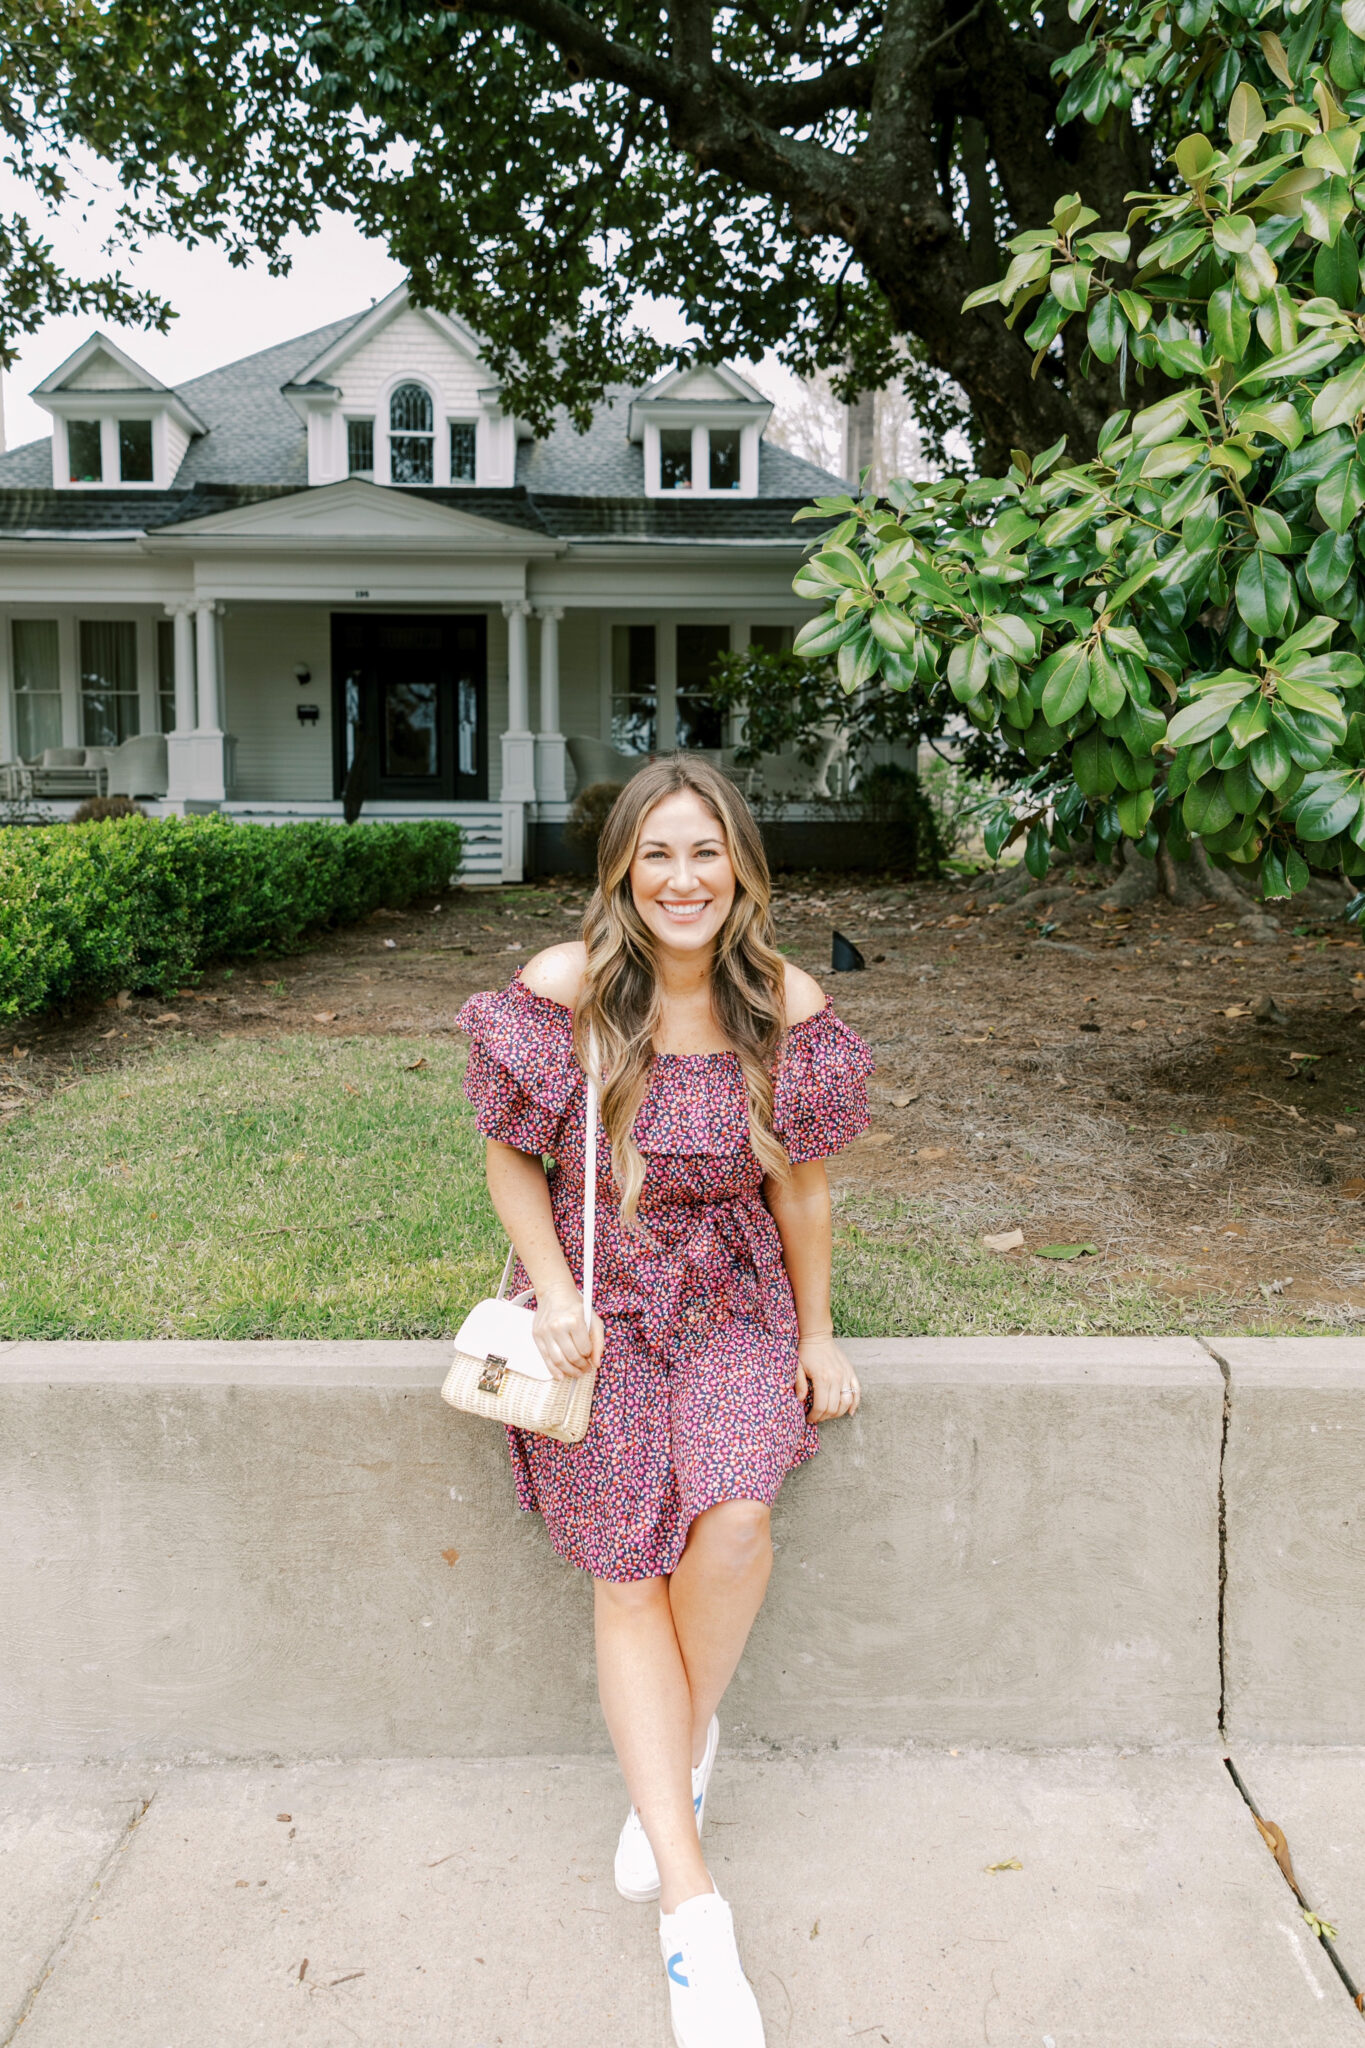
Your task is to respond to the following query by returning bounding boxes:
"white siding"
[332,307,486,417]
[66,352,144,391]
[557,610,603,784]
[222,606,335,802]
[163,417,192,483]
[673,367,741,401]
[485,607,508,802]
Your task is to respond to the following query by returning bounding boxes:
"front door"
[331,613,488,802]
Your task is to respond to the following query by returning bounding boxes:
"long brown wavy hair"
[574,755,790,1226]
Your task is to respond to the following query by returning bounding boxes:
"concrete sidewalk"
[5,1747,1363,2047]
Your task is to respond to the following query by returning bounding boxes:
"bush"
[0,815,464,1020]
[565,780,624,856]
[851,762,943,875]
[71,795,145,825]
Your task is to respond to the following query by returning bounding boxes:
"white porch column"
[194,600,221,733]
[534,605,567,804]
[164,599,230,807]
[500,598,536,881]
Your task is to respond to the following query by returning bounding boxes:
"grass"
[0,1032,1298,1339]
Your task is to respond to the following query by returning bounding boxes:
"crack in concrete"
[1198,1337,1232,1738]
[0,1791,155,2047]
[1223,1756,1365,2025]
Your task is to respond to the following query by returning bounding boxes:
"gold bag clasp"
[478,1354,508,1395]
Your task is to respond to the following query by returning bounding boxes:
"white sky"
[0,154,739,452]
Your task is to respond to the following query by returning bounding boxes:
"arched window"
[389,382,434,484]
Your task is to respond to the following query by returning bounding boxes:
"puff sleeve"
[456,977,582,1155]
[771,1002,875,1164]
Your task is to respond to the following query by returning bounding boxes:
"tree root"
[1007,884,1083,917]
[1189,843,1279,942]
[1094,841,1158,908]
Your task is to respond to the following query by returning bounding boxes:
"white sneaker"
[659,1888,765,2047]
[613,1715,720,1903]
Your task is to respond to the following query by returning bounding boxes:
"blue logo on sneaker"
[667,1951,689,1987]
[693,1790,703,1812]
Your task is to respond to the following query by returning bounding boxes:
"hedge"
[0,815,465,1020]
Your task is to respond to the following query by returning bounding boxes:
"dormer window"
[119,420,154,482]
[68,421,104,484]
[389,382,434,484]
[660,430,693,491]
[708,429,742,491]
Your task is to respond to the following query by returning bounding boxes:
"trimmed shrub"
[0,815,464,1019]
[71,796,145,825]
[565,780,624,856]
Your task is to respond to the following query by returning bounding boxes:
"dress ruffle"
[456,980,580,1155]
[771,1003,875,1164]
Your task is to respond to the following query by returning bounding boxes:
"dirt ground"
[5,865,1365,1329]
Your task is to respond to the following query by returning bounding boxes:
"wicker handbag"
[440,1040,599,1445]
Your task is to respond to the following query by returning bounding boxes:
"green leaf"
[1168,680,1255,747]
[837,629,882,691]
[1229,81,1267,145]
[1316,456,1365,533]
[1116,785,1156,837]
[1312,358,1365,435]
[1088,641,1128,717]
[1290,770,1363,839]
[1039,641,1093,725]
[1115,290,1152,334]
[1208,282,1251,362]
[792,614,856,659]
[1302,177,1354,245]
[1212,213,1257,255]
[1033,1243,1099,1260]
[1132,392,1202,446]
[963,281,1005,311]
[1087,293,1127,364]
[1073,726,1118,797]
[947,637,992,702]
[1237,332,1347,388]
[1227,693,1272,747]
[1235,402,1303,450]
[1255,287,1298,356]
[1183,773,1237,835]
[1253,507,1295,554]
[867,603,919,653]
[980,613,1041,661]
[1305,528,1356,604]
[1040,498,1102,546]
[1235,551,1294,637]
[1251,725,1295,790]
[1313,235,1361,309]
[1173,133,1216,183]
[1025,819,1051,879]
[1051,262,1093,312]
[1276,675,1350,731]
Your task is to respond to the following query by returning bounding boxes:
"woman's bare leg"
[594,1576,712,1912]
[666,1500,773,1767]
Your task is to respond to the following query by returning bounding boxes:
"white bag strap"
[496,1025,599,1325]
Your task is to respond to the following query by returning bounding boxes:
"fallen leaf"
[1253,1815,1301,1891]
[99,1028,118,1040]
[382,939,398,950]
[983,1228,1025,1253]
[916,1145,949,1161]
[235,1879,249,1888]
[985,1858,1023,1873]
[889,1091,919,1108]
[1129,1019,1149,1032]
[855,1129,893,1148]
[1221,1005,1250,1019]
[1335,1123,1358,1138]
[403,1057,428,1071]
[311,1011,337,1024]
[298,1959,308,1982]
[441,1548,460,1567]
[149,1013,181,1027]
[114,991,131,1010]
[277,1814,291,1823]
[1034,1242,1098,1261]
[343,1083,360,1097]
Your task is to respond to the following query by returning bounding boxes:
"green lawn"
[1,1032,1261,1339]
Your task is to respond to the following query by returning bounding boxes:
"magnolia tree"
[794,5,1365,909]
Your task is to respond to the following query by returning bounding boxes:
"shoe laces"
[674,1899,746,1996]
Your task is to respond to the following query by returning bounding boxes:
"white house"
[0,282,851,880]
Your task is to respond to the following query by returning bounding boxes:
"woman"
[457,756,873,2047]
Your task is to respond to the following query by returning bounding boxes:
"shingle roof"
[0,306,850,518]
[530,495,812,543]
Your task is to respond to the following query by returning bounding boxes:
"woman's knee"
[689,1498,772,1574]
[594,1572,670,1621]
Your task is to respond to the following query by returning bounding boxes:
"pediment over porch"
[144,479,562,555]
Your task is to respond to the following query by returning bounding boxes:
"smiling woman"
[455,753,874,2046]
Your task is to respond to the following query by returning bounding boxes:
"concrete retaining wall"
[0,1337,1227,1761]
[1216,1337,1365,1745]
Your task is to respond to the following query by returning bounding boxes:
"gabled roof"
[0,301,852,509]
[32,332,209,435]
[285,281,488,391]
[141,477,562,553]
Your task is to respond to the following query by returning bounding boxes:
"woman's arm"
[485,1139,602,1379]
[764,1158,860,1423]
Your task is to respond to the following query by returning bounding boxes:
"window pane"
[68,420,103,484]
[383,680,439,778]
[610,624,657,755]
[449,422,476,483]
[709,429,742,490]
[347,419,374,476]
[390,435,434,485]
[389,383,433,433]
[118,419,154,483]
[749,624,793,656]
[156,618,177,732]
[12,620,62,758]
[79,620,139,746]
[659,429,692,491]
[675,623,729,750]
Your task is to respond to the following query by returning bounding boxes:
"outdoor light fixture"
[297,703,320,726]
[294,663,312,685]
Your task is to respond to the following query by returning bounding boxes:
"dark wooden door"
[331,613,487,802]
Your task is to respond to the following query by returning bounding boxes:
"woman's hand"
[532,1287,605,1381]
[794,1333,860,1423]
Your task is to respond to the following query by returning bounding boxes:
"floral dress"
[456,976,874,1582]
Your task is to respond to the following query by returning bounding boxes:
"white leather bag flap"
[454,1295,554,1382]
